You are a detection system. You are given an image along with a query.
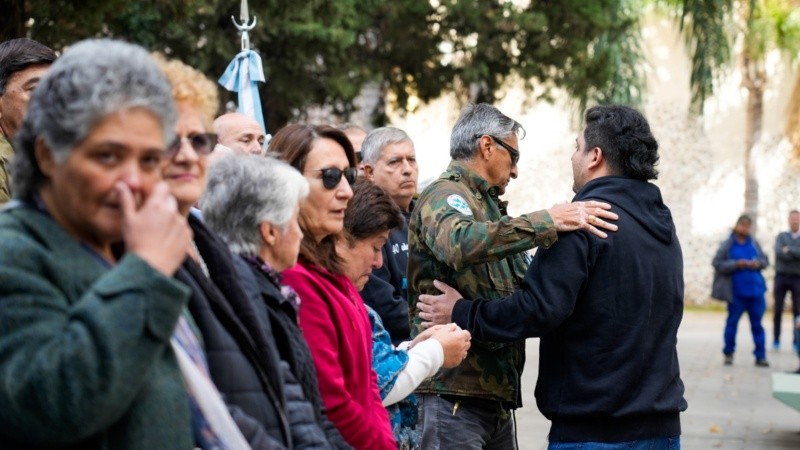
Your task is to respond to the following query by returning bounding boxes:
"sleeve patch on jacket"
[447,194,473,216]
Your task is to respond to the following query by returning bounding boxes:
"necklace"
[189,240,210,278]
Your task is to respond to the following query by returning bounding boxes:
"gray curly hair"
[201,155,309,257]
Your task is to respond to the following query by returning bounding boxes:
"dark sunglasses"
[473,134,520,166]
[306,167,358,190]
[166,133,218,159]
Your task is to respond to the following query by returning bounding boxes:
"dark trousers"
[773,273,800,343]
[417,394,516,450]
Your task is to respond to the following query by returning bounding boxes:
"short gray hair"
[12,39,175,199]
[360,127,413,165]
[201,155,309,257]
[449,103,525,161]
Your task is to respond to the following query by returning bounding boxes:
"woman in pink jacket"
[269,124,395,450]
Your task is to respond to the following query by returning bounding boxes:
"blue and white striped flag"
[218,49,267,133]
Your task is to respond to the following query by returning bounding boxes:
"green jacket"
[0,205,194,449]
[0,134,12,204]
[407,160,557,408]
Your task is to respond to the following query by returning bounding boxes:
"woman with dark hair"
[336,180,471,449]
[269,124,395,450]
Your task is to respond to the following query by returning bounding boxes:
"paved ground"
[514,310,800,449]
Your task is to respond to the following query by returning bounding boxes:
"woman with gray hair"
[201,155,308,264]
[201,154,352,449]
[0,39,199,448]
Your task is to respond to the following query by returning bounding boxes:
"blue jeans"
[417,394,516,450]
[723,294,766,359]
[548,436,680,450]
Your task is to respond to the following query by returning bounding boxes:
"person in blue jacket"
[712,214,770,367]
[417,104,687,449]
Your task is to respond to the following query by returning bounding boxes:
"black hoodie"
[451,176,687,442]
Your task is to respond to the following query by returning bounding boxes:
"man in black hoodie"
[417,104,687,449]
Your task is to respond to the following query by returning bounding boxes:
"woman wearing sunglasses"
[154,56,327,449]
[269,124,396,450]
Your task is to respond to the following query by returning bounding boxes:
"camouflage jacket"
[0,135,12,204]
[407,160,557,408]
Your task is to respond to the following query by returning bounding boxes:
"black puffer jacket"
[233,255,352,450]
[181,216,331,449]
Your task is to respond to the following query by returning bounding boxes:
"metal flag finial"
[231,0,257,51]
[240,0,249,22]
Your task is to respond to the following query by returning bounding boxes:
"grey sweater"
[774,231,800,276]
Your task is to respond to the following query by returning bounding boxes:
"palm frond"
[674,0,735,114]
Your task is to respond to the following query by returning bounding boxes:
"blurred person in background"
[772,210,800,351]
[269,124,396,450]
[713,214,770,367]
[0,37,56,204]
[213,111,266,156]
[340,123,367,175]
[795,316,800,373]
[201,154,353,449]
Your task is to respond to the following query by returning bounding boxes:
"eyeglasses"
[166,133,218,159]
[305,167,358,190]
[473,134,520,166]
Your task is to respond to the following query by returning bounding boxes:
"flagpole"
[220,0,269,138]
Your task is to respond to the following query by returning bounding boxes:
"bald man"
[341,123,367,175]
[212,112,266,156]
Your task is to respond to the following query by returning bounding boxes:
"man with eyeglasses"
[417,105,688,450]
[407,103,619,449]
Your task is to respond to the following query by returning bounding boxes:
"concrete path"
[514,310,800,449]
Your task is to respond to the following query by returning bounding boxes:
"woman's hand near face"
[119,181,192,276]
[429,324,472,368]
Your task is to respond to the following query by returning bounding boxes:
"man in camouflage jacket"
[408,103,617,449]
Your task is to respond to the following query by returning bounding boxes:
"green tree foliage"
[413,0,647,112]
[6,0,646,130]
